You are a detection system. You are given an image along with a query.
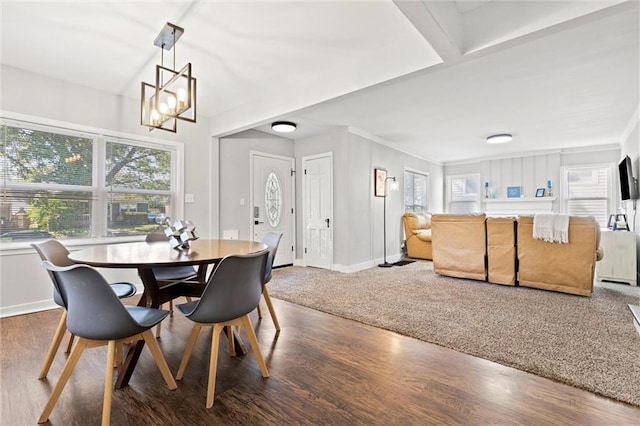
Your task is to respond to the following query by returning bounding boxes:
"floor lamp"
[379,176,398,268]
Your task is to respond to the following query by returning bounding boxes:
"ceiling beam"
[393,0,463,63]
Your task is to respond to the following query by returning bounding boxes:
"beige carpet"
[269,261,640,407]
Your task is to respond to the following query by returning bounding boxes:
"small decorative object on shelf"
[163,220,198,250]
[507,186,521,198]
[484,181,489,198]
[547,179,553,197]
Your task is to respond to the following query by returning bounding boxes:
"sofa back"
[403,212,431,237]
[486,217,517,285]
[431,213,487,281]
[517,215,600,296]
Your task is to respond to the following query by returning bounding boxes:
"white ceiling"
[1,1,638,164]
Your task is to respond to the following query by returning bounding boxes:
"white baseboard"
[0,299,59,318]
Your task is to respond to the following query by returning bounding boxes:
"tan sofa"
[431,213,487,281]
[403,212,433,260]
[487,217,517,286]
[431,214,602,296]
[517,216,601,296]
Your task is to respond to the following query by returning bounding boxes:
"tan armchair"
[403,212,433,260]
[431,213,487,281]
[517,216,601,296]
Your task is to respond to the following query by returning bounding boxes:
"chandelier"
[141,22,197,132]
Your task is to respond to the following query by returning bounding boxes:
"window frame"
[446,173,481,214]
[560,163,615,227]
[404,167,429,213]
[0,111,184,252]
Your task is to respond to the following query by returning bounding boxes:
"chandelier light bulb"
[151,109,160,125]
[177,88,186,110]
[159,102,169,116]
[167,95,177,113]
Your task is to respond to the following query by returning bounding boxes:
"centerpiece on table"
[163,220,198,250]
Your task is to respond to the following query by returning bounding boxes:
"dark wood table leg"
[115,267,159,389]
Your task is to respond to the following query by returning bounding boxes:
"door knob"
[325,218,330,228]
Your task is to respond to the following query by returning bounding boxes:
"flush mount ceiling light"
[271,121,297,133]
[486,133,513,144]
[141,22,197,133]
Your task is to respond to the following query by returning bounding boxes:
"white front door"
[251,152,294,266]
[302,153,333,269]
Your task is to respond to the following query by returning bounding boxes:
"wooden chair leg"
[240,315,269,378]
[256,303,263,318]
[38,310,67,379]
[102,340,116,426]
[114,343,123,369]
[38,338,88,424]
[156,320,162,338]
[141,330,177,390]
[169,300,174,316]
[65,332,75,353]
[262,286,281,331]
[225,326,236,356]
[207,323,224,408]
[176,324,202,380]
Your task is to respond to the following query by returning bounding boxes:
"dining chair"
[37,262,177,426]
[145,231,199,335]
[31,240,137,379]
[175,250,270,408]
[256,232,283,331]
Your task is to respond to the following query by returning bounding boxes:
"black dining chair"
[31,239,137,379]
[175,250,270,408]
[256,232,283,331]
[37,262,177,426]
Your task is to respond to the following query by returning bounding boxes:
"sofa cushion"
[414,229,432,242]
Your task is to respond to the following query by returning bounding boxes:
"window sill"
[0,235,147,256]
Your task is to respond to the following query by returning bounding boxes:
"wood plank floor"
[2,294,639,425]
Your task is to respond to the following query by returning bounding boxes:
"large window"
[404,169,429,212]
[562,164,614,227]
[447,174,481,213]
[0,119,180,243]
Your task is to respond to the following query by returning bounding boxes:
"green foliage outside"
[1,125,173,239]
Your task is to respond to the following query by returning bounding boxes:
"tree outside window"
[0,121,177,242]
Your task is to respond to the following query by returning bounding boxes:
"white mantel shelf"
[482,197,556,216]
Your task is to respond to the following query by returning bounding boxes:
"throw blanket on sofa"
[533,213,569,243]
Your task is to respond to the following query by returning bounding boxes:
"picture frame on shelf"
[535,188,545,197]
[507,186,521,198]
[374,168,387,197]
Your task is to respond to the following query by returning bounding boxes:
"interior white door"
[303,153,333,269]
[251,152,294,266]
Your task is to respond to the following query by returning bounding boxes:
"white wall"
[219,130,295,241]
[0,65,215,317]
[292,128,442,270]
[443,147,621,213]
[620,122,640,231]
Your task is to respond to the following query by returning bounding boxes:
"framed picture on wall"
[535,188,545,197]
[507,186,521,198]
[374,168,387,197]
